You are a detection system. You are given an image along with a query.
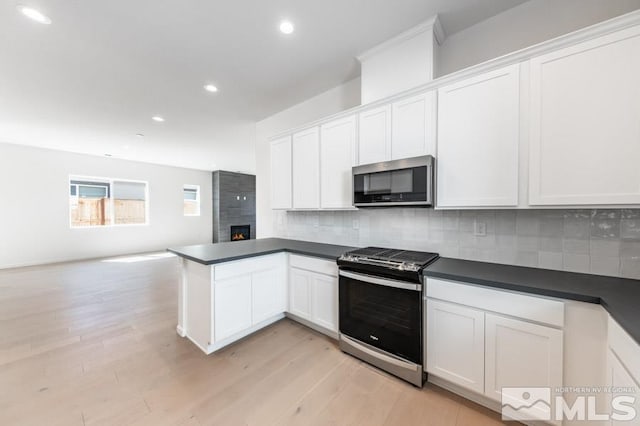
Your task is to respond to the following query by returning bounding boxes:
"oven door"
[338,270,422,364]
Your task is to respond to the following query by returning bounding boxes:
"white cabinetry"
[391,92,435,159]
[214,275,252,341]
[529,25,640,206]
[208,254,287,350]
[358,105,391,165]
[252,267,287,324]
[320,115,356,209]
[311,274,339,331]
[608,349,640,426]
[426,277,564,410]
[292,127,320,209]
[357,93,434,166]
[289,255,339,333]
[426,299,485,393]
[270,136,292,209]
[484,313,563,403]
[437,64,520,208]
[289,268,312,319]
[608,316,640,424]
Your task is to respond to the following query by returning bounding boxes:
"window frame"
[183,184,201,217]
[69,175,150,229]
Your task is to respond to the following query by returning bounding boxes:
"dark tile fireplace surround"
[212,171,256,243]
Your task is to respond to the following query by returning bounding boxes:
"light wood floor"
[0,254,512,426]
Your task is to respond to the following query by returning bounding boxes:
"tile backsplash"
[273,209,640,280]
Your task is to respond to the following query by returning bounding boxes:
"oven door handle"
[340,335,420,371]
[339,270,422,291]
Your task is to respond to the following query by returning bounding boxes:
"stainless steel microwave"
[352,155,434,207]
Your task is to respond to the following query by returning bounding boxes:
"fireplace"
[230,225,250,241]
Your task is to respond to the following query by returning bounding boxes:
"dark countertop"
[424,257,640,346]
[168,238,356,265]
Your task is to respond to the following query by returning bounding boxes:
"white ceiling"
[0,0,526,173]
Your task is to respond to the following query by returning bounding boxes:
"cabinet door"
[270,136,292,209]
[320,116,356,209]
[252,267,286,325]
[292,127,320,209]
[437,64,520,207]
[485,313,563,405]
[214,275,252,342]
[289,268,312,320]
[358,105,391,165]
[529,26,640,205]
[608,349,640,426]
[391,92,435,160]
[426,299,485,393]
[311,273,338,332]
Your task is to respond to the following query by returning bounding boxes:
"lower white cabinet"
[289,257,338,333]
[211,254,286,345]
[289,268,313,319]
[485,313,563,403]
[608,349,640,426]
[426,277,564,415]
[252,267,287,324]
[311,274,338,331]
[214,275,253,341]
[426,299,485,394]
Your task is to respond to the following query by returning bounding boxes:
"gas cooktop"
[337,247,439,283]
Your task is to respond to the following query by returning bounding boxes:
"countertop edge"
[167,247,340,265]
[423,270,603,304]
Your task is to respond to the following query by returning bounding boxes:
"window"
[183,185,200,216]
[69,176,148,227]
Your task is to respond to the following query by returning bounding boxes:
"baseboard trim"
[285,312,339,340]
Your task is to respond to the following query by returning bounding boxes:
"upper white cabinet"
[437,64,521,208]
[292,127,320,209]
[320,115,356,209]
[529,25,640,206]
[358,105,391,165]
[391,91,435,159]
[270,136,292,209]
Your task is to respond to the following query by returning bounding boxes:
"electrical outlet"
[474,221,487,237]
[352,219,359,230]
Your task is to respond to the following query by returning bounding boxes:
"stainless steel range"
[337,247,439,387]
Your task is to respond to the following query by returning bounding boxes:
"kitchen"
[1,1,640,425]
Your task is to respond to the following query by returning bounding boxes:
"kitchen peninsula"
[168,238,355,354]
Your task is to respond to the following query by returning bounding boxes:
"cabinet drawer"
[426,277,564,327]
[214,253,284,281]
[608,316,640,382]
[289,254,337,277]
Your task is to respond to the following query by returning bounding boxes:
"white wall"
[437,0,640,76]
[255,78,361,238]
[0,142,212,268]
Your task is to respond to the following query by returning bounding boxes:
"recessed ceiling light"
[104,153,112,157]
[136,133,145,138]
[16,5,52,24]
[152,116,164,122]
[123,145,130,150]
[204,84,218,93]
[279,20,294,35]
